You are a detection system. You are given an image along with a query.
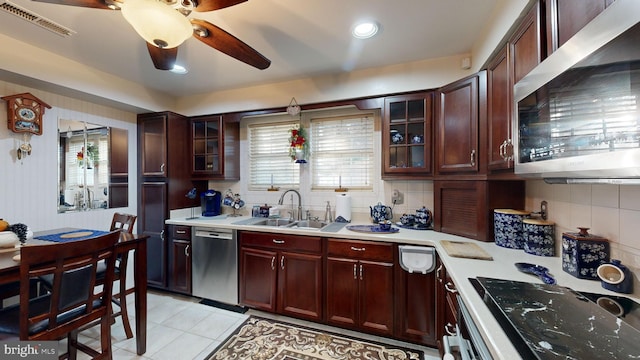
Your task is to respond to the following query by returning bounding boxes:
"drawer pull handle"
[184,244,190,257]
[350,246,365,251]
[445,322,456,336]
[436,264,444,283]
[445,282,458,294]
[273,239,285,244]
[176,230,187,234]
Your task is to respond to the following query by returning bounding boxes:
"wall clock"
[2,92,51,136]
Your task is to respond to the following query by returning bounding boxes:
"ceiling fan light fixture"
[121,0,193,48]
[352,21,379,39]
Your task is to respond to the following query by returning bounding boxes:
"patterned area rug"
[207,316,423,360]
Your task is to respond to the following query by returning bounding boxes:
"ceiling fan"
[31,0,271,71]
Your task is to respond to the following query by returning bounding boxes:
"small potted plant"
[289,124,309,163]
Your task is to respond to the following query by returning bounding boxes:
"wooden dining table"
[0,228,149,355]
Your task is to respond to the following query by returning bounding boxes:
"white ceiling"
[0,0,503,99]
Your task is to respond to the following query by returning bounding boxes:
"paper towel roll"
[335,193,352,222]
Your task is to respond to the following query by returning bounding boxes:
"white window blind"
[311,114,374,190]
[249,122,300,189]
[65,133,109,188]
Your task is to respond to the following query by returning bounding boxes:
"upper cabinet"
[486,1,544,172]
[545,0,615,54]
[435,72,486,176]
[510,1,544,84]
[139,114,168,177]
[190,115,240,180]
[382,92,433,179]
[486,44,514,171]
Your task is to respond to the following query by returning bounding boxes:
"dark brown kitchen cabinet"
[168,225,191,295]
[382,92,433,179]
[435,72,486,175]
[434,180,525,241]
[109,127,129,208]
[510,0,544,84]
[436,261,459,358]
[545,0,615,54]
[394,247,438,347]
[486,45,514,171]
[326,239,394,337]
[190,115,240,180]
[138,112,196,290]
[239,231,323,322]
[140,182,167,288]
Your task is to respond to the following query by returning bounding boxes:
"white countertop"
[166,215,639,359]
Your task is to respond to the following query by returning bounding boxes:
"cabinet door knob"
[499,140,507,160]
[160,163,165,172]
[436,264,444,282]
[280,255,285,270]
[353,264,357,279]
[271,256,276,270]
[359,264,363,280]
[184,244,190,257]
[470,149,476,166]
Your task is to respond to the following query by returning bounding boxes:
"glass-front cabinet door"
[191,115,222,176]
[383,92,433,179]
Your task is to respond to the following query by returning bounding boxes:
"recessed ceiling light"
[170,64,188,74]
[352,21,379,39]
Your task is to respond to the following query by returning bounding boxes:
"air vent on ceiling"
[0,0,75,37]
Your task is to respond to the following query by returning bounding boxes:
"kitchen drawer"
[327,239,393,262]
[239,231,321,253]
[172,225,191,240]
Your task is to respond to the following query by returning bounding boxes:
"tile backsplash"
[526,180,640,292]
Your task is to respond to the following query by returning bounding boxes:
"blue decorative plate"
[346,225,399,233]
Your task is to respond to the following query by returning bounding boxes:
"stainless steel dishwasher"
[192,227,238,305]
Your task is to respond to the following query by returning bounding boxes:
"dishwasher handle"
[194,229,234,240]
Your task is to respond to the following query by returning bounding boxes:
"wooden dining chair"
[102,212,137,338]
[0,230,120,359]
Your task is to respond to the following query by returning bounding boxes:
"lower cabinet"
[394,253,439,347]
[326,239,394,337]
[436,262,460,357]
[239,231,323,322]
[168,225,191,294]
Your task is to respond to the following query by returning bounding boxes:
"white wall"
[0,78,138,233]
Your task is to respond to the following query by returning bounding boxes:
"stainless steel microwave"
[514,0,640,183]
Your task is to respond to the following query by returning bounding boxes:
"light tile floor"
[73,290,440,360]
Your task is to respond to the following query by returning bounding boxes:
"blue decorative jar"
[523,219,555,256]
[562,227,609,280]
[493,209,530,249]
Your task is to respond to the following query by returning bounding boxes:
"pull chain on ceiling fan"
[31,0,271,71]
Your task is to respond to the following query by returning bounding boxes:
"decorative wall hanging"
[289,124,309,163]
[2,92,50,135]
[286,97,301,116]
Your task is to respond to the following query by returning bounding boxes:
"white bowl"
[0,231,19,248]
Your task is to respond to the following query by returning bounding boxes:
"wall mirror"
[58,119,128,213]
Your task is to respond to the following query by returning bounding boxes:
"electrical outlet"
[391,189,404,205]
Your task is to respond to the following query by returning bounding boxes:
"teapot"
[370,202,393,223]
[415,206,433,228]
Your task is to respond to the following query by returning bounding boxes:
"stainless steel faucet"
[278,189,302,220]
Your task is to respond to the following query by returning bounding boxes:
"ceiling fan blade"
[31,0,117,10]
[191,19,270,70]
[146,43,178,70]
[194,0,246,12]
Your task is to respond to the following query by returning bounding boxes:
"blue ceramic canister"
[522,219,555,256]
[493,209,531,249]
[562,227,609,280]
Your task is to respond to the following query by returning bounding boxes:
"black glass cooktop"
[471,277,640,360]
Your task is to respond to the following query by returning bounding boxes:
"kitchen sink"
[251,218,296,227]
[285,220,330,230]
